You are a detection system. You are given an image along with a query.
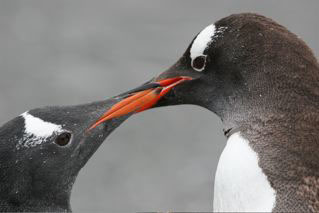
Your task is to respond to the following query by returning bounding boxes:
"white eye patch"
[190,24,227,71]
[190,24,216,66]
[190,24,216,60]
[17,112,63,149]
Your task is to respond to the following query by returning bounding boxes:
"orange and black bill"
[88,76,192,130]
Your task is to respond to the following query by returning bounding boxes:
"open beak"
[88,76,192,130]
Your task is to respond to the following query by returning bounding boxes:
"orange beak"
[88,76,192,130]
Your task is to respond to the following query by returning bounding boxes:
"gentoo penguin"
[90,13,319,212]
[0,98,130,212]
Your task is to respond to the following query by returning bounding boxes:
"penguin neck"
[0,198,71,212]
[221,106,319,166]
[217,107,319,212]
[0,170,74,212]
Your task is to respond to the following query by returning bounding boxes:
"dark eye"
[55,132,72,146]
[192,55,207,71]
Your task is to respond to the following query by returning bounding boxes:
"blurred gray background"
[0,0,318,212]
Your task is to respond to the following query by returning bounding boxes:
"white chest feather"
[213,132,276,212]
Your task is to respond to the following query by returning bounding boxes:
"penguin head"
[89,13,318,130]
[0,98,130,211]
[153,13,317,117]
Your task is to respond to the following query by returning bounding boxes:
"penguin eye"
[55,132,72,146]
[192,55,206,72]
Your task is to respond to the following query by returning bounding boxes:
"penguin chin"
[74,115,130,169]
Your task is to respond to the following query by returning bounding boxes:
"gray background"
[0,0,318,212]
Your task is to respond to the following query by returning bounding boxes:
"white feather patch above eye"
[190,24,216,61]
[17,112,63,149]
[22,112,62,137]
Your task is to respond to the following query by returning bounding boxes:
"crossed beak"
[88,76,192,130]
